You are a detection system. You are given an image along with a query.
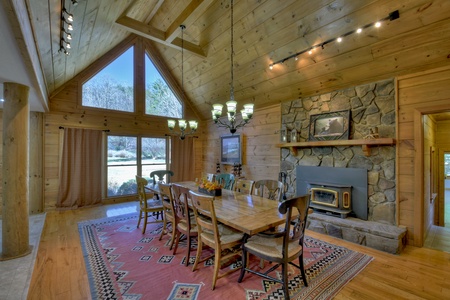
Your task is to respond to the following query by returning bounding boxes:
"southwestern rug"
[78,213,373,300]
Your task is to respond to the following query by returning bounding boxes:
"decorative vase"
[198,187,222,196]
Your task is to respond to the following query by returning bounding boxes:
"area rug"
[79,213,373,300]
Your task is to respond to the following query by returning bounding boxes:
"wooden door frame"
[414,104,450,246]
[438,149,450,226]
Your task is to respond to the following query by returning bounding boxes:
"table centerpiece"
[197,178,222,196]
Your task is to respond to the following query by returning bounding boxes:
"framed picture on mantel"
[308,109,350,141]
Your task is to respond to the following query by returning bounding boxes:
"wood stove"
[308,182,352,218]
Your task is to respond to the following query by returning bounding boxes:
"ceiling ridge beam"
[115,16,205,57]
[165,0,215,43]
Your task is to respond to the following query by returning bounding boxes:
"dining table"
[146,181,287,236]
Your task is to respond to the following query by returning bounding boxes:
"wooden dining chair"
[253,179,284,201]
[150,170,174,184]
[135,175,164,234]
[171,183,198,266]
[189,190,244,290]
[233,179,254,195]
[215,173,235,190]
[238,194,310,300]
[157,183,176,249]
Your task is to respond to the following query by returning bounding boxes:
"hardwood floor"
[27,202,450,300]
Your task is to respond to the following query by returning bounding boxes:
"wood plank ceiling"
[27,0,450,120]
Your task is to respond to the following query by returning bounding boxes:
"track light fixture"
[269,10,400,69]
[60,0,74,55]
[62,8,73,22]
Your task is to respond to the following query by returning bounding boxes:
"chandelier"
[167,25,198,140]
[211,0,254,134]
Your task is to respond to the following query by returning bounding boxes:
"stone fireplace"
[280,79,407,253]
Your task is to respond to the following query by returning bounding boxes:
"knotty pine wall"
[397,65,450,246]
[202,105,280,182]
[0,111,43,215]
[436,119,450,226]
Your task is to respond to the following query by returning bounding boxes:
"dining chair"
[171,183,198,266]
[237,194,310,300]
[189,190,244,290]
[150,170,174,184]
[135,175,164,234]
[253,179,284,201]
[215,173,235,190]
[157,183,177,249]
[233,179,254,195]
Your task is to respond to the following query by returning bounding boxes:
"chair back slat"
[279,195,310,254]
[189,191,218,242]
[136,175,153,209]
[150,170,174,184]
[215,173,235,190]
[172,183,193,228]
[253,180,284,201]
[233,179,254,194]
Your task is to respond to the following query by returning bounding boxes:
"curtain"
[56,128,103,208]
[171,136,195,182]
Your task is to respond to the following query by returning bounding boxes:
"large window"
[82,47,134,112]
[145,53,182,117]
[107,135,168,197]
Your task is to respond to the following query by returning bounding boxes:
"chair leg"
[173,229,180,255]
[168,224,176,250]
[159,216,168,240]
[299,253,308,287]
[137,210,143,229]
[192,237,203,272]
[237,249,248,283]
[282,263,290,300]
[142,212,148,234]
[185,235,191,267]
[211,249,221,290]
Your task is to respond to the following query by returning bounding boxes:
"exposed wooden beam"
[165,0,215,43]
[115,16,205,57]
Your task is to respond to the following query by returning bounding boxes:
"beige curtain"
[56,128,103,208]
[171,136,195,182]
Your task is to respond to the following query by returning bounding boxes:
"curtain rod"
[58,126,110,132]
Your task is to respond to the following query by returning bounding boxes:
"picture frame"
[220,134,242,165]
[308,109,350,141]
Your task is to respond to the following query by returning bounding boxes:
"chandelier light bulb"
[375,21,381,28]
[337,37,342,43]
[356,28,362,33]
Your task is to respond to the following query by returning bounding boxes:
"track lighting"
[269,10,400,69]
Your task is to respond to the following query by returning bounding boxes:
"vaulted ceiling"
[3,0,450,119]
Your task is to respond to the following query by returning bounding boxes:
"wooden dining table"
[146,181,286,236]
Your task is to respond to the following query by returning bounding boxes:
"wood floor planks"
[27,202,450,300]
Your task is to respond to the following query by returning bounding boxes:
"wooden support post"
[1,82,31,260]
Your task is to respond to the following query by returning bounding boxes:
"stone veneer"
[280,78,406,253]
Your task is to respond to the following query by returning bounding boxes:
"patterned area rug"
[78,213,373,300]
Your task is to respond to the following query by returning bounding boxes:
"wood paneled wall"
[202,105,280,182]
[397,66,450,246]
[0,111,43,215]
[436,120,450,226]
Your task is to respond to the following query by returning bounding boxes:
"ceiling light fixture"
[167,25,198,140]
[211,0,254,134]
[59,0,74,55]
[269,10,400,69]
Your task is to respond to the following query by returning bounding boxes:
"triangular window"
[145,53,182,118]
[82,47,134,112]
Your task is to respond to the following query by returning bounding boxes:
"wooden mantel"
[276,138,396,156]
